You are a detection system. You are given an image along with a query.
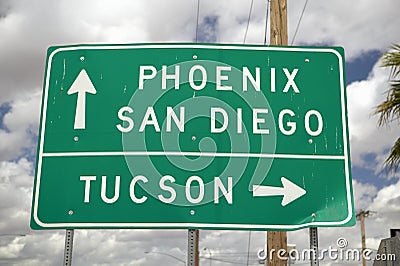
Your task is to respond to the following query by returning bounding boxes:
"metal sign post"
[309,227,319,266]
[63,229,74,266]
[187,229,199,266]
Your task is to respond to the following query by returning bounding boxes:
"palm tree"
[375,44,400,173]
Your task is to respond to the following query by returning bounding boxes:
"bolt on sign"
[31,44,355,230]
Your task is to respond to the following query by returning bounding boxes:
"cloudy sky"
[0,0,400,265]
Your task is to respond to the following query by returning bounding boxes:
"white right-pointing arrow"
[252,177,306,206]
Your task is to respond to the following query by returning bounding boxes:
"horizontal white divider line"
[42,151,345,160]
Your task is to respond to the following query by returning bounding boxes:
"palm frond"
[375,84,400,126]
[385,137,400,173]
[382,44,400,78]
[376,44,400,173]
[376,45,400,126]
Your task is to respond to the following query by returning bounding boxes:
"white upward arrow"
[252,177,306,206]
[67,69,97,130]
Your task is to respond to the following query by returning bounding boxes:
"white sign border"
[32,44,353,230]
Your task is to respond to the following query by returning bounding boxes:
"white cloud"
[0,91,41,161]
[0,0,198,102]
[352,180,378,211]
[1,0,399,102]
[358,179,400,250]
[0,157,397,265]
[0,158,33,234]
[198,0,400,60]
[0,1,399,265]
[370,181,400,214]
[286,0,400,59]
[288,179,400,265]
[347,60,399,176]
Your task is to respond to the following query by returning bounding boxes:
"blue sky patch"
[346,50,382,85]
[197,15,218,43]
[352,165,396,190]
[0,102,11,132]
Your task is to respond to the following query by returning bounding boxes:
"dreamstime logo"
[257,237,378,262]
[336,237,348,248]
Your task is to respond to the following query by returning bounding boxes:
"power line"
[246,231,251,265]
[243,0,255,44]
[263,0,270,45]
[201,257,257,265]
[291,0,309,45]
[195,0,200,42]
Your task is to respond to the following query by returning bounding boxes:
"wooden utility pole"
[267,1,288,265]
[267,231,287,266]
[356,210,370,266]
[270,0,288,46]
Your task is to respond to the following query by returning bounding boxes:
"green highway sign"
[31,43,355,230]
